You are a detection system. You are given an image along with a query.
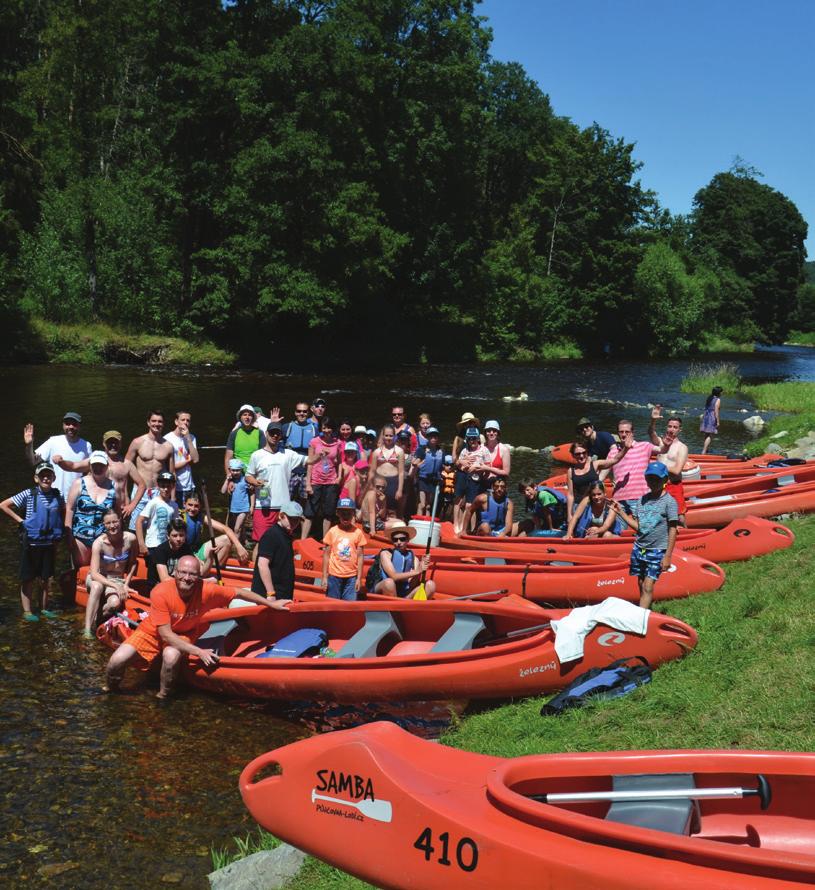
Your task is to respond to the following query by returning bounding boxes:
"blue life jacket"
[530,486,567,528]
[417,446,444,480]
[23,487,64,545]
[478,492,508,530]
[416,431,429,448]
[390,547,415,596]
[574,503,623,538]
[284,420,319,454]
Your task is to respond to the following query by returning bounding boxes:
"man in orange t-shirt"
[105,555,288,698]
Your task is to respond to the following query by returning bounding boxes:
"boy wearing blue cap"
[320,498,366,600]
[610,462,678,608]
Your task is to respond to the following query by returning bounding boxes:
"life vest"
[574,503,623,538]
[184,513,203,547]
[478,492,508,530]
[234,427,262,467]
[23,487,64,545]
[530,486,567,527]
[441,468,456,495]
[418,447,443,481]
[365,548,415,595]
[284,420,319,454]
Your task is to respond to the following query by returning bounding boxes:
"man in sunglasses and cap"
[309,397,327,430]
[576,417,616,460]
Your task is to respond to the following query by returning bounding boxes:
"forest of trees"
[0,0,809,363]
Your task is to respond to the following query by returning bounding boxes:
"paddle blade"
[413,583,428,601]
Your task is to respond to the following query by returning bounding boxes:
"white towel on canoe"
[551,597,649,663]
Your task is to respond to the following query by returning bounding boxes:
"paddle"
[414,481,441,601]
[441,588,509,601]
[311,788,393,822]
[477,621,553,647]
[532,775,771,809]
[199,478,223,585]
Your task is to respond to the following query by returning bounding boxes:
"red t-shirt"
[140,579,234,641]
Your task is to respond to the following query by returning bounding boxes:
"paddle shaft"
[419,481,442,587]
[443,588,509,601]
[537,782,768,806]
[199,478,223,583]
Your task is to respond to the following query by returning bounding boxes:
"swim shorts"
[665,481,685,514]
[629,546,667,581]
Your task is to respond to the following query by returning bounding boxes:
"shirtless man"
[648,406,689,526]
[125,409,175,530]
[52,430,146,520]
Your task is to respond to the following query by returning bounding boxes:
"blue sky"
[477,0,814,255]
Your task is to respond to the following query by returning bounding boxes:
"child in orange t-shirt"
[321,498,366,600]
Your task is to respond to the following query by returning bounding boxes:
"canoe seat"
[430,613,487,654]
[485,557,507,566]
[385,640,436,657]
[606,773,700,836]
[197,618,240,656]
[336,612,402,659]
[231,639,269,659]
[327,638,349,652]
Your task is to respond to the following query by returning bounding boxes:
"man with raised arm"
[599,419,657,513]
[165,410,199,507]
[124,409,175,530]
[648,405,690,527]
[104,555,287,699]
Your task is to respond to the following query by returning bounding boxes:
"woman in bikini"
[84,508,138,637]
[361,475,390,533]
[483,420,511,482]
[368,424,405,515]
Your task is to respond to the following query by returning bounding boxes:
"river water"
[2,346,813,888]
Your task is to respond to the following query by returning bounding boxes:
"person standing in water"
[700,387,722,454]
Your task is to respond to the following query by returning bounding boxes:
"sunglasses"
[391,535,408,543]
[573,451,588,457]
[375,485,386,491]
[392,412,404,416]
[295,409,308,414]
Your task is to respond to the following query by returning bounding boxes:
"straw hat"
[383,521,417,542]
[456,411,481,430]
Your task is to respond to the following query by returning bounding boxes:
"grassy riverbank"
[213,515,815,888]
[18,319,236,366]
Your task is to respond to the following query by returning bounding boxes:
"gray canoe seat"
[197,618,240,655]
[605,773,700,836]
[336,612,402,659]
[485,557,507,566]
[430,613,487,654]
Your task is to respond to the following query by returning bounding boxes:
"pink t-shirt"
[608,440,655,501]
[311,438,341,485]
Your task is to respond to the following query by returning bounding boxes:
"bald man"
[104,555,288,698]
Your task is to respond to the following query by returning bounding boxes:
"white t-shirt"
[140,496,179,548]
[35,435,93,499]
[246,448,307,509]
[165,431,198,490]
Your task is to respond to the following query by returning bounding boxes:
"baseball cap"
[228,458,244,470]
[312,398,326,407]
[484,419,500,431]
[253,406,264,415]
[444,455,454,464]
[63,411,82,423]
[464,426,480,438]
[397,429,411,439]
[337,498,356,511]
[426,426,440,435]
[354,424,367,435]
[236,403,256,419]
[89,450,109,466]
[344,441,359,452]
[576,417,593,429]
[34,461,55,476]
[354,459,369,471]
[266,422,283,434]
[279,500,304,518]
[103,430,122,442]
[365,428,377,437]
[645,462,669,479]
[157,471,175,484]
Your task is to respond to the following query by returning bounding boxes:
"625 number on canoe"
[413,827,478,872]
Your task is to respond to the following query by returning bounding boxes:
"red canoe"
[684,480,815,527]
[438,518,793,563]
[241,721,815,889]
[551,443,780,467]
[179,598,695,702]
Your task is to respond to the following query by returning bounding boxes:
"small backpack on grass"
[540,656,652,716]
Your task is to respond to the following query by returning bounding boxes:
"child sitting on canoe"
[564,481,623,539]
[320,498,366,600]
[609,462,679,609]
[366,522,435,599]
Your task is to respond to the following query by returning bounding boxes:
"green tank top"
[234,427,262,467]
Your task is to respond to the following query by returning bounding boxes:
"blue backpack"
[540,656,652,716]
[258,628,328,659]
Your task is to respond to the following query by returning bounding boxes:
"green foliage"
[680,361,742,393]
[0,1,808,364]
[211,829,280,872]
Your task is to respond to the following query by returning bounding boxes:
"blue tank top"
[478,492,508,530]
[73,479,115,543]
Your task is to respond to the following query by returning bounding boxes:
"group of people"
[0,394,704,696]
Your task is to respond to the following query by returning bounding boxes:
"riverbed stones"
[766,443,785,454]
[742,415,766,431]
[208,845,306,890]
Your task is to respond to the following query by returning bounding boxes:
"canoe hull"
[241,722,815,890]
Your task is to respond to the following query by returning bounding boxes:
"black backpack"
[540,656,652,716]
